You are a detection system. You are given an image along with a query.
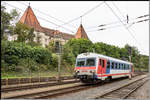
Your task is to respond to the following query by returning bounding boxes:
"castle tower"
[75,24,89,39]
[19,5,42,31]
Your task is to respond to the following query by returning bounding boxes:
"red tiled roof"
[40,26,55,37]
[19,6,74,40]
[19,6,42,31]
[75,24,89,39]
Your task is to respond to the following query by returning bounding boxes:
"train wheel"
[105,76,112,82]
[128,74,132,80]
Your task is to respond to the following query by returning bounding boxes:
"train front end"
[74,53,99,83]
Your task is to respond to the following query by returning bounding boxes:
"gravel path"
[127,79,150,99]
[49,75,149,100]
[2,82,82,98]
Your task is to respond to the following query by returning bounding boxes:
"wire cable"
[4,2,75,33]
[56,1,105,29]
[86,14,149,29]
[81,1,104,17]
[104,2,147,53]
[19,1,77,29]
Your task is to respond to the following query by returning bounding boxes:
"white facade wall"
[8,34,18,41]
[8,31,68,47]
[34,31,50,47]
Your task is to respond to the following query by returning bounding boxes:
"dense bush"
[2,40,52,67]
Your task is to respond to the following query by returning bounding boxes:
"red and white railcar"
[74,52,133,83]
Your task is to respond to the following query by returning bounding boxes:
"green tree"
[14,22,30,42]
[1,5,19,38]
[65,38,93,57]
[28,28,35,46]
[46,39,56,53]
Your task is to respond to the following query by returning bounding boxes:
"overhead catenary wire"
[56,1,105,29]
[104,2,147,53]
[18,1,78,30]
[111,1,148,53]
[6,1,104,33]
[85,1,148,29]
[4,2,75,33]
[86,14,149,29]
[81,1,105,17]
[86,17,149,32]
[87,18,149,32]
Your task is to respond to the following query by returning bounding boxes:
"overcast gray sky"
[2,1,149,56]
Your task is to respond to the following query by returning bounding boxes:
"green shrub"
[4,55,19,65]
[51,53,58,69]
[2,41,52,66]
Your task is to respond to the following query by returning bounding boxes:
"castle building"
[9,5,89,47]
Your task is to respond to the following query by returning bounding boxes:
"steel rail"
[1,79,80,92]
[94,75,149,99]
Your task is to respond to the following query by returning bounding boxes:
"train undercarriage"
[74,74,102,84]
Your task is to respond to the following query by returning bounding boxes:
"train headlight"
[90,70,95,73]
[75,70,79,73]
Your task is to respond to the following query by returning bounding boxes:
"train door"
[106,60,110,74]
[98,58,106,77]
[131,65,134,72]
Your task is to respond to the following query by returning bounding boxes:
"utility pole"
[54,30,62,82]
[128,46,132,62]
[58,41,61,82]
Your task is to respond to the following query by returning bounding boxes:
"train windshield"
[76,58,85,67]
[76,58,96,67]
[86,58,96,66]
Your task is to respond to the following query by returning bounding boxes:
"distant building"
[9,5,89,47]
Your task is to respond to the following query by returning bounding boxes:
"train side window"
[115,63,117,69]
[102,60,105,68]
[120,63,122,70]
[117,63,119,69]
[125,64,127,70]
[107,60,110,69]
[119,63,121,69]
[129,65,131,69]
[111,62,114,69]
[114,62,116,69]
[124,64,125,70]
[99,59,101,66]
[128,65,129,69]
[126,65,128,69]
[122,64,124,70]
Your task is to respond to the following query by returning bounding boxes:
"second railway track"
[92,74,149,99]
[1,79,80,92]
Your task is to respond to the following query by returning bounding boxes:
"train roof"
[77,52,133,65]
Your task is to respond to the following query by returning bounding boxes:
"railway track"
[1,79,80,92]
[2,73,147,99]
[1,76,74,85]
[1,75,137,99]
[2,72,140,93]
[15,84,91,99]
[93,75,149,99]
